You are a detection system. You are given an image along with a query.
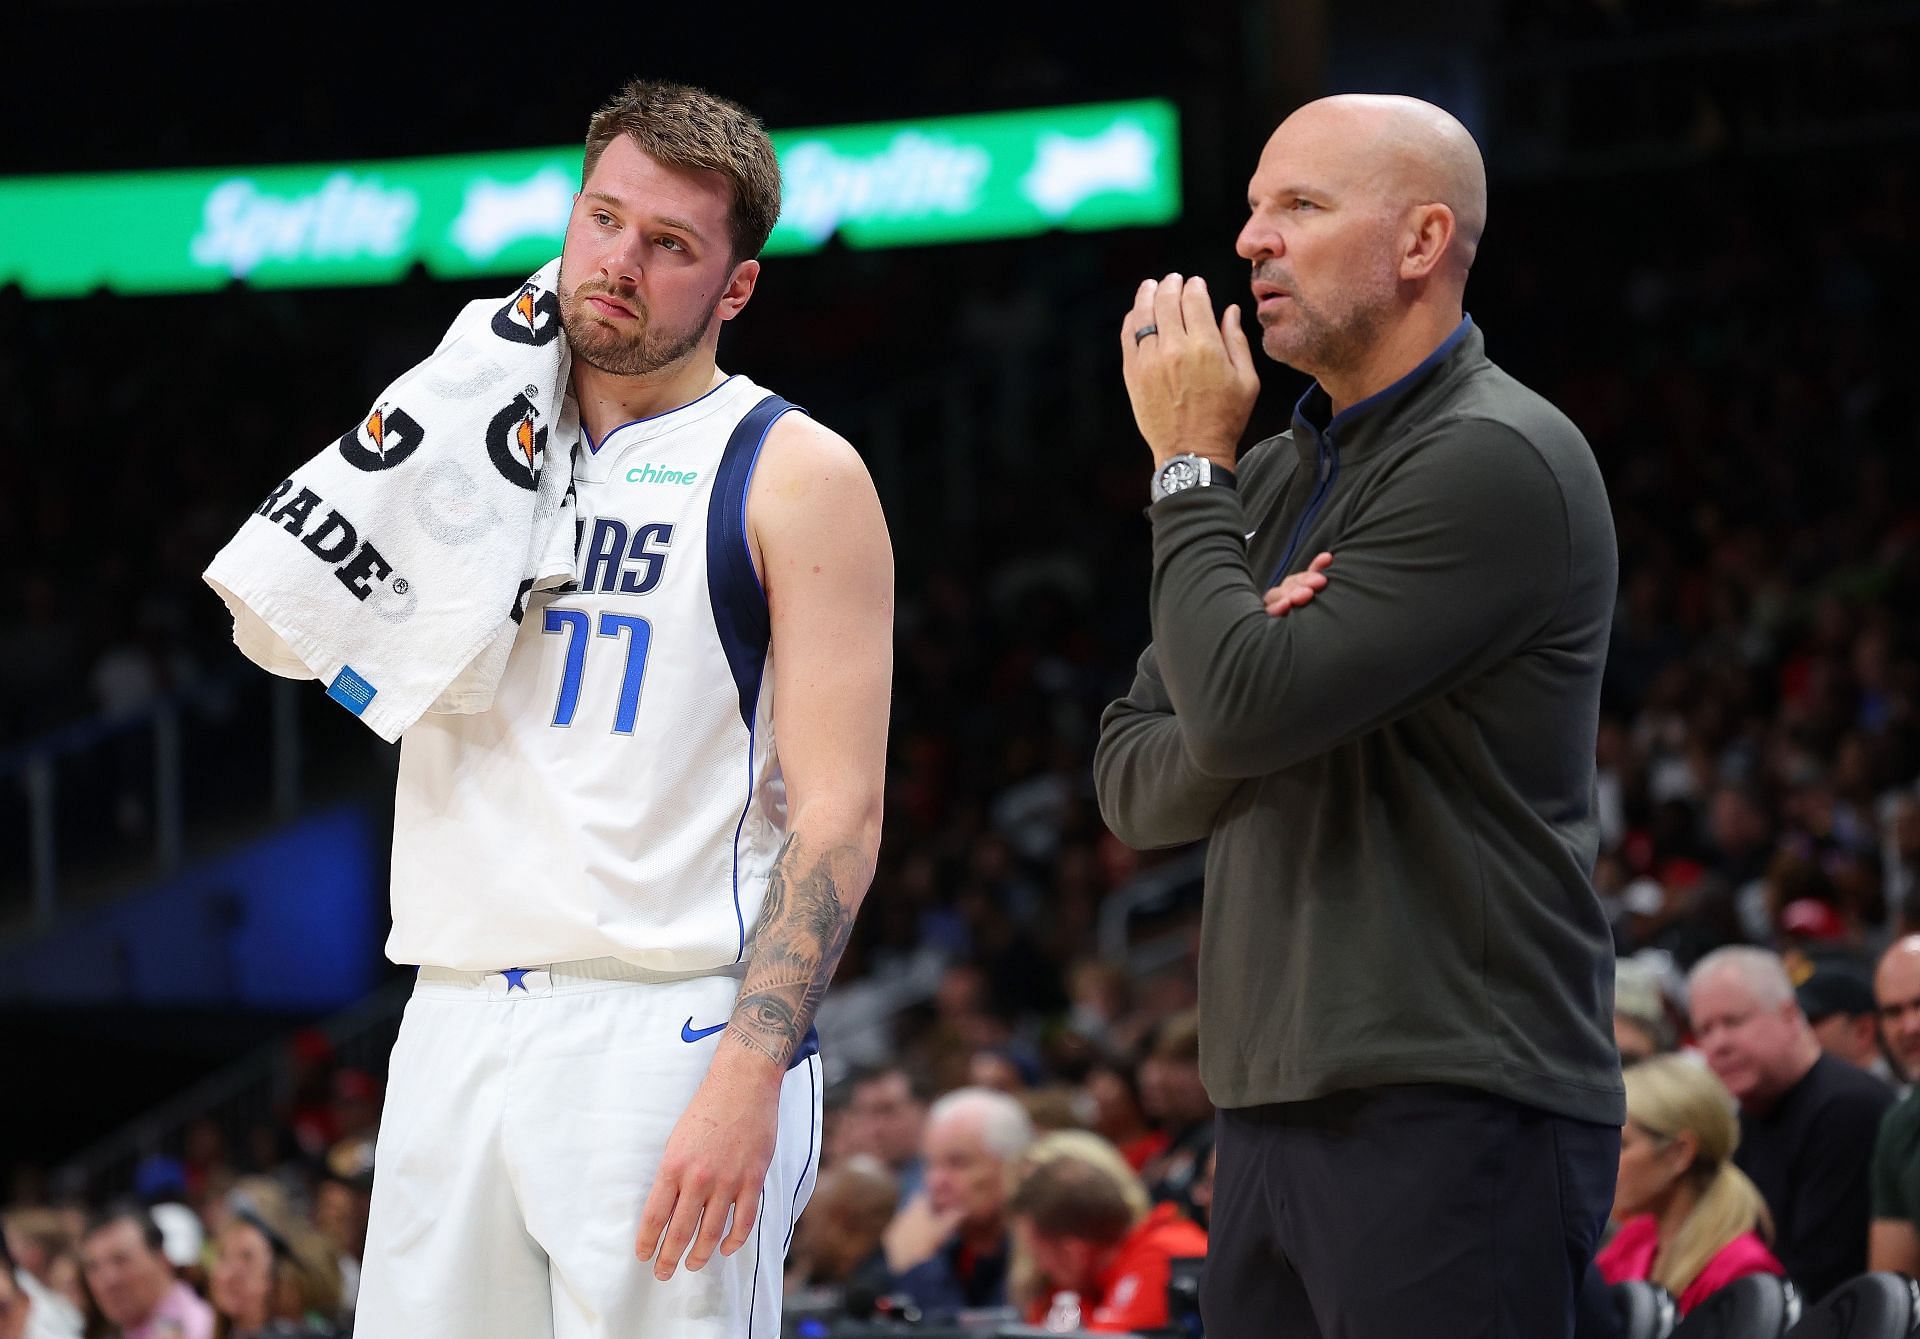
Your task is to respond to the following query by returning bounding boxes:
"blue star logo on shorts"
[503,968,532,992]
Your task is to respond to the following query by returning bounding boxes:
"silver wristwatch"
[1150,453,1236,504]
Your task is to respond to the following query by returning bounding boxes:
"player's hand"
[634,1045,782,1280]
[1120,273,1261,470]
[881,1191,965,1274]
[1263,551,1333,617]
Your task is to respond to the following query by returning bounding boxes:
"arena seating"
[1612,1279,1679,1339]
[1670,1274,1802,1339]
[1782,1273,1920,1338]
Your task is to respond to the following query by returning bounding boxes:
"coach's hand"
[634,1044,782,1280]
[1264,551,1334,617]
[1120,273,1260,470]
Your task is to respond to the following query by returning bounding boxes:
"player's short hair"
[1010,1149,1139,1246]
[583,79,782,264]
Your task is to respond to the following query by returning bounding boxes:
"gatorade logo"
[486,389,548,491]
[491,283,561,345]
[337,403,425,472]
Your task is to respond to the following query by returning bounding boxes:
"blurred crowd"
[3,1026,376,1339]
[15,936,1920,1337]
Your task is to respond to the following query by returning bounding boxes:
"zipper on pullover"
[1270,432,1339,585]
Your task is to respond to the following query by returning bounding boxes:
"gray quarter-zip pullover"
[1095,319,1625,1124]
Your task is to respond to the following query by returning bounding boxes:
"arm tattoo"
[727,833,865,1067]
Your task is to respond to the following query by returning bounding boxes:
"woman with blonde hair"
[1598,1055,1785,1314]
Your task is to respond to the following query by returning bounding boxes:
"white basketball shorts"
[355,959,822,1339]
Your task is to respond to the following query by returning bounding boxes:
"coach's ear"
[717,259,760,322]
[1398,202,1456,282]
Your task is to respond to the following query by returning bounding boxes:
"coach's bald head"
[1273,95,1485,267]
[1236,94,1487,400]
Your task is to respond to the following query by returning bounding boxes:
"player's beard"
[559,279,709,376]
[1255,258,1400,381]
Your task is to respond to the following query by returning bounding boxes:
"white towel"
[204,260,578,743]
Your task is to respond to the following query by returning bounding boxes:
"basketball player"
[353,81,892,1338]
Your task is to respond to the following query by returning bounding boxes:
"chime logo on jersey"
[486,390,548,490]
[336,403,425,472]
[491,283,561,346]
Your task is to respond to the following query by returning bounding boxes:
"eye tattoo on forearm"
[728,834,862,1066]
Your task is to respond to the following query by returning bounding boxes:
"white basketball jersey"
[388,374,798,973]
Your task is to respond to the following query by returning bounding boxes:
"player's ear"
[718,259,760,322]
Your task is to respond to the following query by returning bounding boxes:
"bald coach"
[1096,94,1623,1339]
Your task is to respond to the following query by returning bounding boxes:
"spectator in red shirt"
[1598,1055,1784,1314]
[1011,1132,1207,1333]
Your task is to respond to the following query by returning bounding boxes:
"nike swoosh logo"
[1245,530,1258,541]
[680,1018,727,1043]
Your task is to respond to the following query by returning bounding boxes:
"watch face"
[1161,460,1201,492]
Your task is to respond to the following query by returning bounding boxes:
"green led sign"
[0,100,1179,298]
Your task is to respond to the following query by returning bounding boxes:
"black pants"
[1202,1085,1619,1339]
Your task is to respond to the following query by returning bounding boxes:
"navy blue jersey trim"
[731,720,758,964]
[784,1054,820,1256]
[712,394,803,963]
[788,1022,820,1071]
[582,373,743,453]
[746,1183,766,1339]
[707,394,799,729]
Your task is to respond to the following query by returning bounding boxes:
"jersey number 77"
[542,607,653,734]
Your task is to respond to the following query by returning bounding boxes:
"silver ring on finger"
[1133,323,1159,345]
